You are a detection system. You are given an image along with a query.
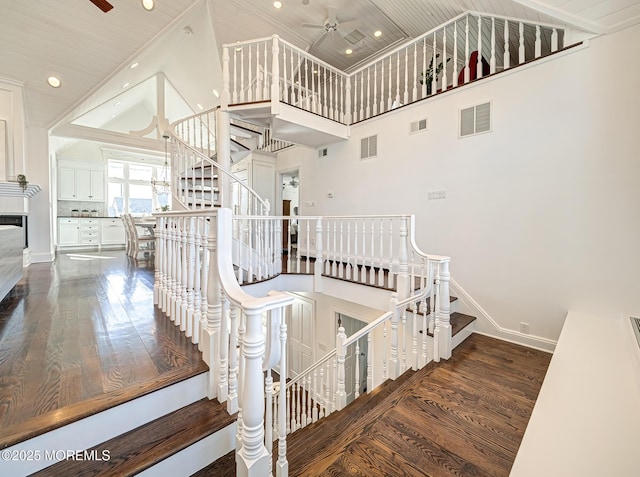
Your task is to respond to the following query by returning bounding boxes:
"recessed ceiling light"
[141,0,155,11]
[212,89,220,98]
[197,104,203,111]
[374,30,382,37]
[130,62,139,69]
[345,48,353,55]
[122,82,130,89]
[47,76,61,88]
[273,1,283,9]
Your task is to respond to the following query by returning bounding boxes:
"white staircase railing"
[153,207,451,476]
[222,11,566,126]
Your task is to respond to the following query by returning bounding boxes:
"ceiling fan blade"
[89,0,114,12]
[302,23,326,29]
[339,20,361,30]
[327,5,337,25]
[310,31,330,50]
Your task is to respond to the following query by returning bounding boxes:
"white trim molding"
[450,278,557,353]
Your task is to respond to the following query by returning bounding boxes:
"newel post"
[335,325,347,411]
[237,307,270,477]
[388,293,400,379]
[438,259,452,360]
[314,218,323,292]
[396,216,410,300]
[205,212,222,398]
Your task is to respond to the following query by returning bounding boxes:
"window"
[107,160,170,216]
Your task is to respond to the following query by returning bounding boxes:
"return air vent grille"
[360,135,377,160]
[410,118,428,134]
[460,101,491,138]
[631,316,640,349]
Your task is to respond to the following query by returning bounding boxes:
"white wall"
[277,24,640,344]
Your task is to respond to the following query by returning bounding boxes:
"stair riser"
[137,422,236,476]
[1,373,208,477]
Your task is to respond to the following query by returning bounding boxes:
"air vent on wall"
[360,135,377,160]
[410,118,428,134]
[318,147,328,157]
[631,316,640,349]
[460,101,491,138]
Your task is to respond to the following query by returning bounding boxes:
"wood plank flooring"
[199,334,551,476]
[0,251,207,449]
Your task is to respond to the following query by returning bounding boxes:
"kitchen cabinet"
[58,162,105,202]
[58,217,126,249]
[100,218,125,246]
[58,218,80,246]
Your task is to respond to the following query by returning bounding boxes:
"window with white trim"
[107,160,170,216]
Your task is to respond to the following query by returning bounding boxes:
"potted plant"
[16,174,28,191]
[419,54,451,95]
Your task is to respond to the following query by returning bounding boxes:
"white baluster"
[401,308,407,373]
[185,217,195,337]
[389,295,399,379]
[336,326,347,410]
[490,17,496,74]
[412,303,418,371]
[338,221,344,278]
[329,71,334,120]
[431,32,437,94]
[535,25,542,58]
[380,60,386,113]
[353,221,359,283]
[318,366,325,419]
[345,221,352,281]
[519,22,525,64]
[387,220,394,290]
[344,76,352,124]
[412,43,418,101]
[332,220,338,277]
[359,71,365,121]
[354,341,361,399]
[276,319,288,477]
[477,16,483,79]
[383,321,388,380]
[387,56,393,111]
[366,68,371,119]
[265,370,273,467]
[395,51,401,106]
[378,219,384,287]
[305,219,311,274]
[247,44,253,102]
[218,290,229,402]
[464,16,470,84]
[422,37,428,96]
[263,40,269,100]
[304,57,309,110]
[551,27,558,52]
[227,303,239,414]
[323,67,328,117]
[312,370,318,422]
[282,47,288,104]
[367,332,373,393]
[504,20,510,70]
[443,27,449,90]
[373,65,378,116]
[326,360,332,414]
[403,47,409,104]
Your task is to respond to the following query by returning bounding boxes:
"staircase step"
[32,398,236,477]
[420,311,477,337]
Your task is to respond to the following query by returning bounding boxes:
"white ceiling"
[0,0,638,137]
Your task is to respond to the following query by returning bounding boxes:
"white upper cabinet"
[58,162,105,202]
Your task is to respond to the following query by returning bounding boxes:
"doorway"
[337,313,368,405]
[286,295,315,378]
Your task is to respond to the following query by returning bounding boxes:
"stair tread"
[32,398,235,477]
[419,311,477,337]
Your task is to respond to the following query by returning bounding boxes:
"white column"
[438,259,452,360]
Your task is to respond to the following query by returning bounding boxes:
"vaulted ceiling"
[0,0,638,135]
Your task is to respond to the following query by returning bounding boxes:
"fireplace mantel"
[0,182,41,198]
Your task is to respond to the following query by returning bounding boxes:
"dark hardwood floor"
[197,334,551,477]
[0,251,207,449]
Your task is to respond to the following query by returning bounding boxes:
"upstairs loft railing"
[222,11,566,125]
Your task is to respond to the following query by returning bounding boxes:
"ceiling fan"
[89,0,114,13]
[302,5,360,49]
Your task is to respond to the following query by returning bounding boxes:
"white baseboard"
[28,251,55,263]
[450,278,556,353]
